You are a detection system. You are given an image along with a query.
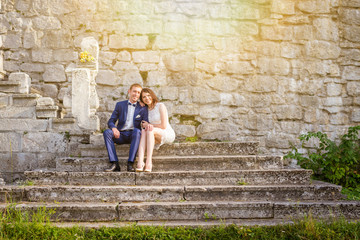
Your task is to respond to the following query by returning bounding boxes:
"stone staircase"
[1,136,359,227]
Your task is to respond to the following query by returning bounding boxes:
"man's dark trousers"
[103,128,141,163]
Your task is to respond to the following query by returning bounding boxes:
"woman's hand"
[146,124,154,131]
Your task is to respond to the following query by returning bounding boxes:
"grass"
[0,205,360,239]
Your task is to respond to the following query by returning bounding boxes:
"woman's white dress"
[148,102,175,148]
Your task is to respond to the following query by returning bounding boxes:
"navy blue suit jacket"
[108,100,148,130]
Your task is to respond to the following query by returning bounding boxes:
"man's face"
[128,86,142,103]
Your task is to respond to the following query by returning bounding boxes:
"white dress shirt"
[120,101,136,131]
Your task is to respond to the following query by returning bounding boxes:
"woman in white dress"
[136,88,175,172]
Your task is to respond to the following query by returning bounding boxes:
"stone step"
[0,118,48,132]
[0,182,343,203]
[1,201,359,222]
[24,169,313,186]
[0,81,20,93]
[0,106,36,119]
[77,141,259,157]
[56,155,283,172]
[53,219,295,228]
[12,93,40,106]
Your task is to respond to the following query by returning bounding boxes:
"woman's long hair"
[140,88,159,109]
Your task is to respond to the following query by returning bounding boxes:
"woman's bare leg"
[145,129,155,171]
[136,129,147,170]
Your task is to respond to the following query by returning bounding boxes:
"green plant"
[185,136,198,142]
[237,180,248,185]
[284,126,360,189]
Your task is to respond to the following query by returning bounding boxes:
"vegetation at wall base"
[284,126,360,190]
[1,205,360,240]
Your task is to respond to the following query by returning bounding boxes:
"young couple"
[103,83,175,172]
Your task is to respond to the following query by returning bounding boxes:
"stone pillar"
[70,37,100,131]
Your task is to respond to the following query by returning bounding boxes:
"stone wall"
[1,0,360,155]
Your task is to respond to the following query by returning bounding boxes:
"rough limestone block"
[0,132,21,152]
[109,35,148,49]
[120,71,143,86]
[8,72,31,94]
[261,26,293,40]
[266,132,295,149]
[36,106,58,119]
[173,125,196,138]
[132,51,160,63]
[297,0,331,14]
[313,18,338,41]
[305,40,341,59]
[327,83,342,96]
[163,54,194,71]
[95,70,118,86]
[159,87,178,100]
[3,34,22,49]
[22,132,67,153]
[0,119,48,132]
[37,97,54,106]
[343,66,360,80]
[32,49,52,63]
[341,0,360,7]
[192,88,221,104]
[245,75,277,93]
[20,63,44,73]
[351,109,360,122]
[323,97,343,106]
[275,105,303,120]
[33,16,61,30]
[259,58,290,76]
[43,64,66,82]
[271,0,295,15]
[147,71,167,86]
[0,106,36,119]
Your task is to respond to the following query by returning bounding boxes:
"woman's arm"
[151,103,168,129]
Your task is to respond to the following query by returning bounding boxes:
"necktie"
[128,102,136,107]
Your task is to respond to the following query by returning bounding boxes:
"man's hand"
[112,128,120,138]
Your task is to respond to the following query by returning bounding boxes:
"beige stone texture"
[33,16,61,30]
[347,82,360,96]
[96,70,118,86]
[109,35,148,49]
[32,49,52,63]
[261,26,293,41]
[224,61,254,74]
[147,71,167,87]
[3,34,22,49]
[275,105,303,120]
[207,75,239,92]
[313,18,339,41]
[120,71,143,86]
[173,125,196,137]
[297,0,331,13]
[305,41,341,59]
[271,0,295,15]
[351,109,360,122]
[245,75,278,93]
[132,51,160,63]
[163,54,195,72]
[343,66,360,80]
[258,58,290,76]
[43,64,66,83]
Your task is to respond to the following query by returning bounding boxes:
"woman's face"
[142,92,152,105]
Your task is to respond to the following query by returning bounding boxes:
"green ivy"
[284,126,360,189]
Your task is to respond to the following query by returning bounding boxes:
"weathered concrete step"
[25,169,313,186]
[0,118,48,131]
[54,218,295,228]
[0,106,36,119]
[54,219,301,228]
[77,141,259,157]
[0,81,20,93]
[0,182,343,203]
[56,155,283,172]
[1,201,359,222]
[12,93,40,106]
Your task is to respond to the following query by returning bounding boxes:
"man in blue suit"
[103,83,148,172]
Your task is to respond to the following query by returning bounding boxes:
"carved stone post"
[68,37,100,131]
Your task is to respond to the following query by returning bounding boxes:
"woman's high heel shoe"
[144,168,152,172]
[136,163,145,172]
